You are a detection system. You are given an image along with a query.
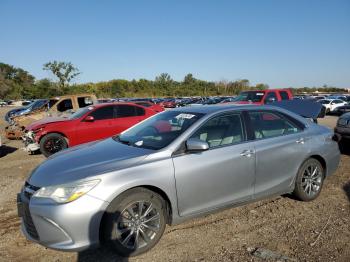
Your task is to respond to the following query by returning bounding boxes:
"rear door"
[74,105,115,144]
[247,110,308,198]
[111,105,146,135]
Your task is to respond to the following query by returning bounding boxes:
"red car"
[132,101,164,112]
[225,89,293,105]
[158,98,177,108]
[23,103,157,157]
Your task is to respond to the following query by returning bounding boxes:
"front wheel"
[103,188,167,257]
[293,158,324,201]
[40,133,68,157]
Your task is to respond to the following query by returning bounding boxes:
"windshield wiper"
[114,135,132,145]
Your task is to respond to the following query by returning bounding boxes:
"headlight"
[33,180,100,203]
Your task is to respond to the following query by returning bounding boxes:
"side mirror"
[186,138,209,152]
[84,115,95,122]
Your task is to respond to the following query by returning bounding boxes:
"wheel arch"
[39,131,69,145]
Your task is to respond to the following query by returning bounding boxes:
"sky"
[1,0,349,88]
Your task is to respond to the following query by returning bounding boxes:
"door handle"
[240,149,255,157]
[296,138,304,144]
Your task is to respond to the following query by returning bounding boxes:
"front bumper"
[18,188,109,251]
[22,131,40,152]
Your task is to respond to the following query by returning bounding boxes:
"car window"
[78,97,94,108]
[190,113,244,148]
[89,106,114,120]
[279,91,289,100]
[57,99,73,112]
[264,92,278,104]
[249,111,301,139]
[135,106,145,116]
[116,105,137,117]
[334,100,343,104]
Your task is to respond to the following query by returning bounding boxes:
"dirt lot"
[0,107,349,262]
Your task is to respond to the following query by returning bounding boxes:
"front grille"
[22,182,41,240]
[22,204,39,240]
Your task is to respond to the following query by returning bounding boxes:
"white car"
[318,99,347,113]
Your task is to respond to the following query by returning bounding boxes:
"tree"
[43,61,80,89]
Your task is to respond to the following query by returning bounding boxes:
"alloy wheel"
[115,201,161,250]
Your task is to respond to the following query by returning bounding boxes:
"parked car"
[333,104,350,116]
[229,89,293,105]
[18,105,340,256]
[132,101,164,113]
[0,100,7,107]
[334,112,350,141]
[5,99,48,123]
[23,102,157,157]
[317,99,347,114]
[158,98,177,108]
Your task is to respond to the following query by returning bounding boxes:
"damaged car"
[23,102,158,157]
[18,105,340,257]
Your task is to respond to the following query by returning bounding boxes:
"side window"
[264,92,278,104]
[116,105,137,118]
[135,106,145,116]
[279,91,289,100]
[191,114,244,148]
[249,111,301,139]
[78,97,93,108]
[57,99,73,112]
[89,106,114,120]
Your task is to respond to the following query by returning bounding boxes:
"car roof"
[92,102,145,108]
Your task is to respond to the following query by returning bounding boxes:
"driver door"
[172,112,255,217]
[74,105,114,145]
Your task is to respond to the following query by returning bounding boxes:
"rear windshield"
[234,91,265,102]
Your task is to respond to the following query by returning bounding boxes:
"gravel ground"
[0,107,349,262]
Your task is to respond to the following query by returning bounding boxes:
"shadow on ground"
[0,145,17,158]
[339,139,350,156]
[77,246,128,262]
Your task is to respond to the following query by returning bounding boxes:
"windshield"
[68,106,94,120]
[234,91,265,102]
[30,99,48,110]
[115,111,204,150]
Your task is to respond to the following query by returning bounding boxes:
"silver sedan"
[18,105,340,256]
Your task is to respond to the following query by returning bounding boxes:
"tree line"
[0,61,347,100]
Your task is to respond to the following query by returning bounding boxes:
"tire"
[39,133,68,157]
[103,187,167,257]
[326,108,330,114]
[293,158,324,201]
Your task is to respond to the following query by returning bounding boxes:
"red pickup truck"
[227,89,293,105]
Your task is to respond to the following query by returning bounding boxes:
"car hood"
[339,112,350,119]
[28,138,153,187]
[26,116,70,130]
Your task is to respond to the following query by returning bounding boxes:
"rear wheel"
[40,133,68,157]
[293,158,324,201]
[103,188,167,257]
